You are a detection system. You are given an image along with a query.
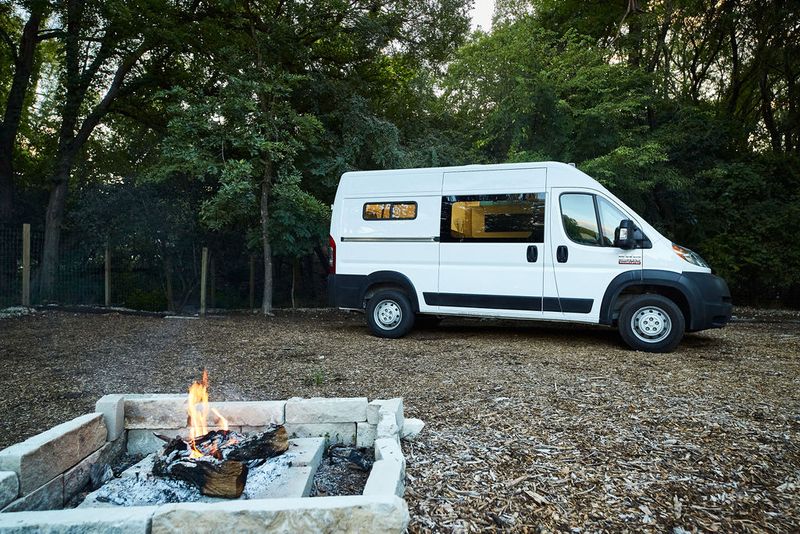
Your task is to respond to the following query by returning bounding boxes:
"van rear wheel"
[618,295,685,353]
[366,289,415,338]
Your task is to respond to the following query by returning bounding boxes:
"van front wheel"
[366,290,415,338]
[618,295,685,353]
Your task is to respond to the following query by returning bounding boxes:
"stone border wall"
[0,395,424,533]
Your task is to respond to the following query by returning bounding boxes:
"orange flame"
[187,370,228,458]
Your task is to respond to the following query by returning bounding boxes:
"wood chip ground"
[0,308,798,532]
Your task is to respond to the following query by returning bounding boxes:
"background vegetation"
[1,0,799,311]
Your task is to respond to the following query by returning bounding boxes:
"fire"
[187,370,228,458]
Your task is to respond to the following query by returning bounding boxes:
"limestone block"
[284,423,356,446]
[0,471,18,509]
[250,466,315,499]
[377,412,400,440]
[123,395,186,429]
[363,460,404,497]
[63,435,127,502]
[1,474,63,512]
[286,438,325,468]
[96,394,125,440]
[126,427,238,456]
[0,505,156,533]
[208,401,285,426]
[0,413,106,495]
[367,398,403,428]
[151,495,409,534]
[285,397,367,424]
[400,418,425,440]
[374,438,405,477]
[356,422,377,448]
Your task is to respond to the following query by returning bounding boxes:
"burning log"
[153,426,289,499]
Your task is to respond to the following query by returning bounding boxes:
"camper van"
[327,162,731,352]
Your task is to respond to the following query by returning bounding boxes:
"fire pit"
[0,372,421,532]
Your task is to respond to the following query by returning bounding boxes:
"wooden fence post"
[200,247,208,316]
[104,242,111,307]
[21,224,30,307]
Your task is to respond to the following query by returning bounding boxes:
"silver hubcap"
[374,300,402,330]
[631,306,672,343]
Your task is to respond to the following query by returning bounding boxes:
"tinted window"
[597,197,628,246]
[441,193,545,243]
[560,194,600,245]
[363,202,417,220]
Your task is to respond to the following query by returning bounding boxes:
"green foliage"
[270,174,331,259]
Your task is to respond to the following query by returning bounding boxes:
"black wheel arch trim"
[364,271,420,312]
[600,269,731,331]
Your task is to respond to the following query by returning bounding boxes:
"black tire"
[365,289,415,338]
[415,314,442,329]
[618,294,685,353]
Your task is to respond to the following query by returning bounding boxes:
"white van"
[327,162,731,352]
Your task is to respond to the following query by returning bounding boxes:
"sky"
[470,0,496,31]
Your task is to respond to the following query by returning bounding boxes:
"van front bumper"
[682,272,732,331]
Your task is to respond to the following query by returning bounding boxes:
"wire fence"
[0,223,327,313]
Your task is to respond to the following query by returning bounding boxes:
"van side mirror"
[614,219,637,249]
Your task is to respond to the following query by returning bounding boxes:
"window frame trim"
[362,201,418,221]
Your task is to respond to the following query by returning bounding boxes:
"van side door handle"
[526,245,538,263]
[556,245,568,263]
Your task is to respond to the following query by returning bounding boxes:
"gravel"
[0,308,798,531]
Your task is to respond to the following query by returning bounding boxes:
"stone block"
[0,505,156,533]
[250,466,315,499]
[63,435,127,502]
[1,474,63,512]
[285,397,367,423]
[374,438,405,477]
[96,394,126,440]
[126,427,238,456]
[377,412,400,440]
[0,471,18,509]
[123,395,187,430]
[367,398,403,428]
[283,423,356,446]
[208,401,285,426]
[0,413,107,496]
[286,438,325,468]
[400,418,424,440]
[356,422,377,448]
[363,460,404,497]
[151,495,409,534]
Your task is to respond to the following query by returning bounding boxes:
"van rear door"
[428,168,547,318]
[547,188,643,323]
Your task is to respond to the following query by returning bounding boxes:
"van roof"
[338,161,602,193]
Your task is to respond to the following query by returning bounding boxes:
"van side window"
[597,197,627,246]
[440,193,545,243]
[560,194,601,246]
[363,202,417,220]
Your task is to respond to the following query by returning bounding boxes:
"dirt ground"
[0,308,798,532]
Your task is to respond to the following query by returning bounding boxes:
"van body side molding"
[423,292,593,313]
[340,237,440,242]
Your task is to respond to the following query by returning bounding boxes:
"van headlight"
[672,244,709,268]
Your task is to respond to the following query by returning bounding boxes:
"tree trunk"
[260,162,273,315]
[40,164,71,301]
[164,254,174,312]
[0,7,45,223]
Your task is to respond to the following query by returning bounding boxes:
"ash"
[80,452,296,508]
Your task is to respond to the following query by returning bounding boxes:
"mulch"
[0,308,798,532]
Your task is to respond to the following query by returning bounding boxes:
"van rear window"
[363,202,417,220]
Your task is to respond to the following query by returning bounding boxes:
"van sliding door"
[429,168,547,319]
